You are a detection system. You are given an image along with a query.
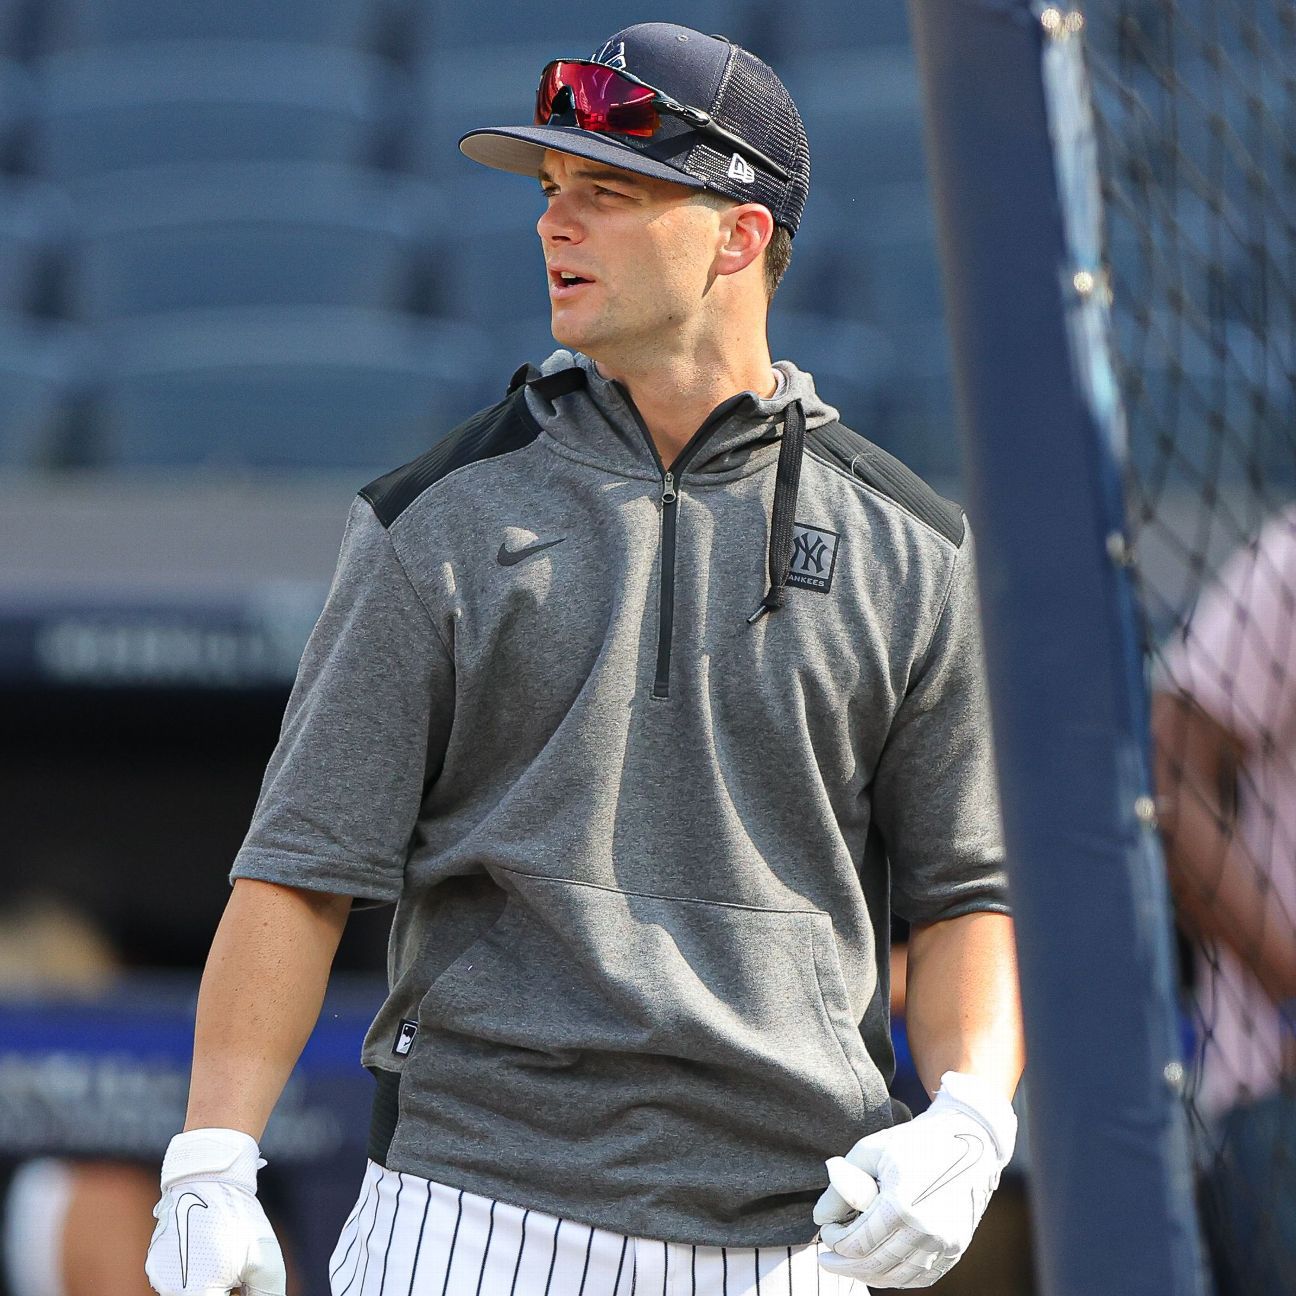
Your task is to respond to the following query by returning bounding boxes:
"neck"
[593,352,780,467]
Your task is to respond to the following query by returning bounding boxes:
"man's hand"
[145,1129,286,1296]
[813,1071,1017,1289]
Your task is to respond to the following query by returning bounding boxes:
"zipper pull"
[661,471,677,506]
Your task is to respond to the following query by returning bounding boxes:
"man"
[146,24,1024,1295]
[1152,506,1296,1295]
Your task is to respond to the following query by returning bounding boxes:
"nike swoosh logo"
[176,1191,209,1287]
[497,537,566,566]
[912,1132,984,1204]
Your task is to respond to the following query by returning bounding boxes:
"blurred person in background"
[1152,504,1296,1296]
[0,895,301,1296]
[145,22,1023,1296]
[0,895,160,1296]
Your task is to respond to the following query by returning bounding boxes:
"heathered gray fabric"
[231,350,1007,1247]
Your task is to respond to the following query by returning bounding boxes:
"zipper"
[652,470,678,698]
[612,383,751,702]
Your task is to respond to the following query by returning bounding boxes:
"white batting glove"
[813,1071,1017,1289]
[146,1128,286,1296]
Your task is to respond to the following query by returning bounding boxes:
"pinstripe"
[475,1199,497,1296]
[439,1190,465,1296]
[613,1235,629,1296]
[509,1209,531,1296]
[375,1173,405,1295]
[542,1218,562,1296]
[576,1224,594,1296]
[336,1166,862,1296]
[333,1170,374,1261]
[331,1172,377,1285]
[341,1170,384,1296]
[405,1181,432,1296]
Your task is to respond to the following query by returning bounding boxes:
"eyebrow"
[537,165,647,189]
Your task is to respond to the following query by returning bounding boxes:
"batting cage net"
[1084,1,1296,1290]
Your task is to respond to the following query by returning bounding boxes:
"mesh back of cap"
[685,44,810,233]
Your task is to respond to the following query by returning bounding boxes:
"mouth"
[549,267,596,300]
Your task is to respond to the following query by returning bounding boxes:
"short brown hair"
[691,192,792,299]
[763,224,792,298]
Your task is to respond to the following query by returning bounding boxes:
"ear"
[713,203,775,279]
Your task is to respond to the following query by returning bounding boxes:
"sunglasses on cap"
[535,59,791,183]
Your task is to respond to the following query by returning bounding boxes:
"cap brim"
[459,125,707,191]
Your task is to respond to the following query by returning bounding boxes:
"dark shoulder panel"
[807,419,965,546]
[358,387,541,529]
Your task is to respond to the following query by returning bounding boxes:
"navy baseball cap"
[459,22,810,235]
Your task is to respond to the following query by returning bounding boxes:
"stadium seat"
[0,177,69,314]
[790,48,927,191]
[424,208,549,328]
[0,0,31,59]
[32,43,404,182]
[409,42,565,191]
[767,309,897,437]
[0,55,30,167]
[45,0,379,51]
[854,181,945,326]
[879,315,962,482]
[414,0,744,52]
[65,163,436,321]
[773,190,873,320]
[0,312,95,466]
[96,307,498,471]
[739,0,912,54]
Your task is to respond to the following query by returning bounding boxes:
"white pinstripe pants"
[328,1161,868,1296]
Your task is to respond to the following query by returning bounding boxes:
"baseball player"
[146,23,1024,1295]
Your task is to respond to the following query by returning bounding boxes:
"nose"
[537,190,582,245]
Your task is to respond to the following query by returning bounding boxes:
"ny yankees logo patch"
[594,38,628,69]
[175,1190,209,1287]
[786,523,841,594]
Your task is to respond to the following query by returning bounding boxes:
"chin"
[549,317,603,358]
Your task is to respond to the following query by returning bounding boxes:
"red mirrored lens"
[535,61,660,137]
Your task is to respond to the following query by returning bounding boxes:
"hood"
[523,349,842,623]
[524,349,839,480]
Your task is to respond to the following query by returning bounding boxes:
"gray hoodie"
[231,350,1007,1247]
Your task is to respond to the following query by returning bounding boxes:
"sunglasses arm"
[660,98,791,182]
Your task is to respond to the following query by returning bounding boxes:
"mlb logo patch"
[786,523,840,593]
[393,1019,418,1056]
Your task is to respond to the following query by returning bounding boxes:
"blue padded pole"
[905,2,1207,1293]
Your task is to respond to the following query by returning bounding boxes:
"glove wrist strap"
[160,1128,265,1193]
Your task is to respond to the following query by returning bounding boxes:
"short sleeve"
[230,495,454,902]
[872,525,1009,925]
[1160,506,1296,753]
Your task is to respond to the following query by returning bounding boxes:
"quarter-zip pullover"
[231,350,1007,1247]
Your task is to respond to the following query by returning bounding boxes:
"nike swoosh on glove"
[813,1070,1017,1289]
[146,1128,286,1296]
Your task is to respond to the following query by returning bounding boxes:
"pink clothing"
[1161,505,1296,1117]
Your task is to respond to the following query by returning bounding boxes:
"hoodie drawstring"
[747,398,806,624]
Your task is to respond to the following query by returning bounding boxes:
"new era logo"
[727,153,757,184]
[786,523,840,593]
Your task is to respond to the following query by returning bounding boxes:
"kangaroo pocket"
[406,875,888,1181]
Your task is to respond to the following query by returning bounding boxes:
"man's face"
[536,150,724,360]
